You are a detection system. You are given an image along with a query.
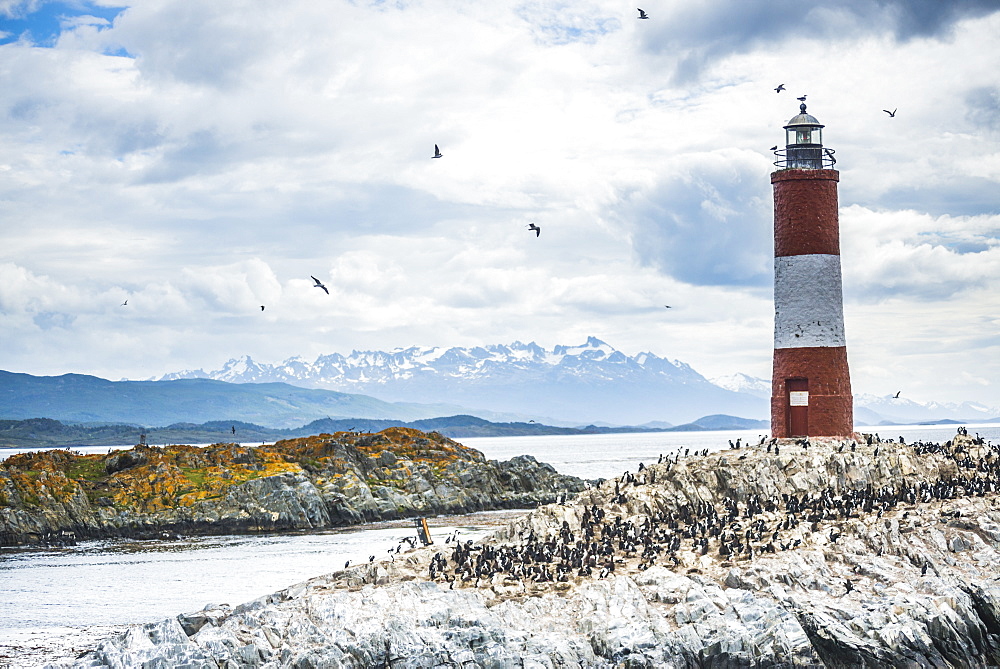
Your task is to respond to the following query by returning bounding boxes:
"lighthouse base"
[771,346,853,438]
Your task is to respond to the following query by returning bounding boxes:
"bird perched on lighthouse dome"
[782,103,831,170]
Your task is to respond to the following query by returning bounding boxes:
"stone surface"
[52,432,1000,667]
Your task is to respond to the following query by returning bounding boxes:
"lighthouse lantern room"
[782,103,829,169]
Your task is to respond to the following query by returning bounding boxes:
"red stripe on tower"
[770,104,853,438]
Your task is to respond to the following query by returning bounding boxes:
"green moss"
[84,490,112,507]
[181,468,210,487]
[65,457,107,481]
[19,488,41,508]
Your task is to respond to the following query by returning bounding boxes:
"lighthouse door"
[787,378,809,437]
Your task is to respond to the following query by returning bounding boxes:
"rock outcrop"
[63,432,1000,668]
[0,428,586,545]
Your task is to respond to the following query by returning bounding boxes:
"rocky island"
[61,430,1000,668]
[0,428,586,546]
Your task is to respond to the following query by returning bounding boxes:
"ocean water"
[0,512,522,666]
[2,424,997,666]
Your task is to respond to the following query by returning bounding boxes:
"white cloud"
[841,206,1000,301]
[0,0,998,408]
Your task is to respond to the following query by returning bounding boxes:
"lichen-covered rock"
[57,433,1000,667]
[0,428,587,545]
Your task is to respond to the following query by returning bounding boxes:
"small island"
[0,428,586,546]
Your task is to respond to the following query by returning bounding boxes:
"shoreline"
[0,509,531,668]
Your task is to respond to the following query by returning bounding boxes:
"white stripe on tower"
[773,254,846,349]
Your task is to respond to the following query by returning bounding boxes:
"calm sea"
[2,424,997,666]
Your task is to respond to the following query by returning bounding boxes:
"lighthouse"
[770,103,853,438]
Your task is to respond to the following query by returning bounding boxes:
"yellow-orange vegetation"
[1,428,478,513]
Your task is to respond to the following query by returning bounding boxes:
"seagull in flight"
[664,305,672,309]
[637,8,649,19]
[527,223,540,237]
[120,299,128,306]
[797,95,807,102]
[432,144,443,158]
[883,108,897,118]
[769,145,778,151]
[774,84,785,93]
[311,276,330,294]
[893,391,901,398]
[260,305,265,311]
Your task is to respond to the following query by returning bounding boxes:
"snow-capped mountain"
[162,337,768,425]
[710,373,772,399]
[852,394,1000,425]
[163,338,999,426]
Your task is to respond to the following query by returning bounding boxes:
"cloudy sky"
[1,0,999,408]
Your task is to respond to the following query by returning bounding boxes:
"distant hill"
[0,370,489,429]
[667,414,770,432]
[0,414,769,449]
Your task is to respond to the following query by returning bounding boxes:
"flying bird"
[769,145,778,151]
[774,84,785,93]
[260,305,265,311]
[311,276,330,294]
[893,391,901,398]
[664,305,672,309]
[797,95,807,102]
[527,222,540,237]
[883,108,896,117]
[637,8,649,19]
[432,144,443,158]
[121,299,128,306]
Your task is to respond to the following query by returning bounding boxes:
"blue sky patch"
[0,1,126,47]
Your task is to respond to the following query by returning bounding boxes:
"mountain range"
[158,337,1000,426]
[2,338,995,431]
[159,337,768,425]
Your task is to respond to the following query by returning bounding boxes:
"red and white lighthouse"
[770,104,853,438]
